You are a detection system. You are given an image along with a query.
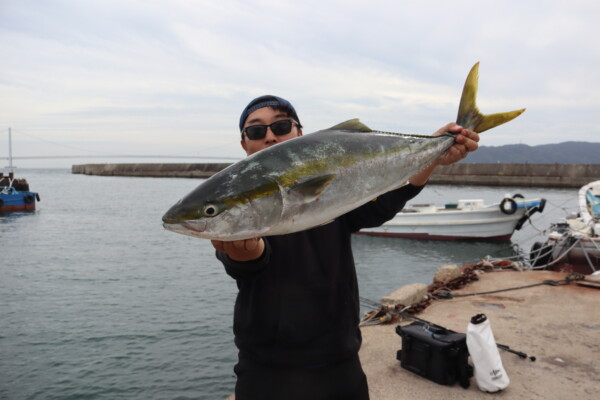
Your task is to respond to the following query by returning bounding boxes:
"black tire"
[24,194,34,204]
[530,242,553,267]
[512,193,524,199]
[499,198,517,215]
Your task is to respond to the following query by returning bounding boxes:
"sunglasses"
[242,119,298,140]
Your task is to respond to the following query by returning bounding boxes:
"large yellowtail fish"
[163,63,525,240]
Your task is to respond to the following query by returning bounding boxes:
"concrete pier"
[359,269,600,400]
[71,163,600,188]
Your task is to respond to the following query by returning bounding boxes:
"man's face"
[240,107,302,155]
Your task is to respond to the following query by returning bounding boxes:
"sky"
[1,0,599,168]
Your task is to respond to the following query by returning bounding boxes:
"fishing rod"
[496,343,536,361]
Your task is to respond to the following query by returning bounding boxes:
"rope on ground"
[435,272,585,299]
[360,259,507,326]
[359,260,586,326]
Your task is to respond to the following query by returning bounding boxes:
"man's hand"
[408,123,479,186]
[211,238,265,262]
[433,123,480,166]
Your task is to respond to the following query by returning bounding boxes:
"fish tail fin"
[456,62,526,133]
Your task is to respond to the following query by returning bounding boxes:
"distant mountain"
[461,141,600,164]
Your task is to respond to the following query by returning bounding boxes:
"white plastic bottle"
[466,314,510,392]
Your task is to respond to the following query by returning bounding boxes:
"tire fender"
[500,198,517,215]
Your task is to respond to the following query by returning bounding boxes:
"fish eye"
[203,204,219,217]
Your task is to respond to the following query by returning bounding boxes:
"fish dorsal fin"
[287,174,336,204]
[328,119,372,132]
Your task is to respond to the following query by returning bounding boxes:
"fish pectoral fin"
[287,174,336,204]
[328,119,372,132]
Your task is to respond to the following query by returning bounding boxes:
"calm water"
[0,169,578,400]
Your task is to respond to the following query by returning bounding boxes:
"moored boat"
[357,194,545,241]
[0,180,40,212]
[1,128,40,213]
[530,180,600,274]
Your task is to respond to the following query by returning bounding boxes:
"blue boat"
[1,128,40,213]
[0,182,40,213]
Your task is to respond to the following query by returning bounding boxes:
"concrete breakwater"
[72,163,231,179]
[71,163,600,188]
[431,163,600,188]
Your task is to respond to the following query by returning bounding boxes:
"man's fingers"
[212,238,262,254]
[244,238,260,251]
[211,240,225,252]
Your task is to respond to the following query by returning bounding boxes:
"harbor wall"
[71,163,231,179]
[71,163,600,188]
[431,163,600,188]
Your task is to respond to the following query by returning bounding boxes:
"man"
[212,95,479,399]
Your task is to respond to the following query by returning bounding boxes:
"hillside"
[462,141,600,164]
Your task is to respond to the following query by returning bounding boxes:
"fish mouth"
[162,210,206,233]
[181,221,206,233]
[162,220,208,237]
[161,213,178,224]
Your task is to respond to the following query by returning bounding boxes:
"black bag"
[396,321,472,388]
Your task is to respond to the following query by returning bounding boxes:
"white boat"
[358,195,546,241]
[530,181,600,273]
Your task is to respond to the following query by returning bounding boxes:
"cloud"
[1,0,599,167]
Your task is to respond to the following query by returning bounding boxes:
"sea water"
[0,169,577,400]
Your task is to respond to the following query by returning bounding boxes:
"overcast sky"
[1,0,599,167]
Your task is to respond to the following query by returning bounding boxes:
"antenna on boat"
[8,127,15,174]
[3,127,16,183]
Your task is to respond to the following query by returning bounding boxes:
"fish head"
[162,169,284,241]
